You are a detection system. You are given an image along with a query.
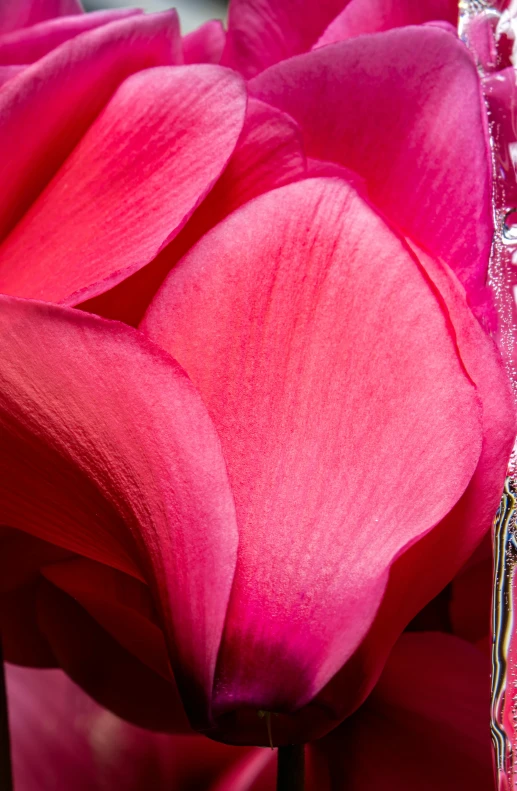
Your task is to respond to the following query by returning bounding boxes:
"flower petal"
[142,178,482,714]
[250,27,492,313]
[0,9,141,65]
[0,296,239,723]
[0,64,246,305]
[315,0,458,47]
[0,0,82,35]
[0,10,182,244]
[317,633,493,790]
[37,579,191,732]
[82,97,305,326]
[42,557,172,679]
[8,663,253,790]
[222,0,349,77]
[183,20,226,64]
[316,243,514,724]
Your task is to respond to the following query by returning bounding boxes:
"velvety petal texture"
[0,11,182,244]
[250,27,493,315]
[0,64,246,304]
[0,0,82,35]
[143,178,484,717]
[0,297,239,724]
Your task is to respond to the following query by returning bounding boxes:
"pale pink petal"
[222,0,349,77]
[0,0,82,35]
[0,65,246,305]
[82,97,305,326]
[250,27,492,312]
[0,11,182,244]
[0,296,239,724]
[143,178,483,718]
[0,9,141,65]
[183,20,226,64]
[315,633,493,790]
[316,243,514,725]
[315,0,458,47]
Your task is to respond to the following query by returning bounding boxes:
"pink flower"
[7,629,493,790]
[0,0,513,751]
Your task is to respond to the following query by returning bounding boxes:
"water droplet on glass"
[460,3,517,790]
[503,209,517,242]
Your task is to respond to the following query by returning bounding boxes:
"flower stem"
[276,744,305,791]
[0,640,12,791]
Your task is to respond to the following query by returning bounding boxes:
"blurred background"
[82,0,228,34]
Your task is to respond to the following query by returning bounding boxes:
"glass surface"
[461,2,517,787]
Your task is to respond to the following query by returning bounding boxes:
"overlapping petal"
[142,178,484,718]
[250,27,492,316]
[0,64,246,305]
[315,0,458,46]
[0,11,182,243]
[0,9,141,65]
[222,0,348,77]
[0,296,239,725]
[0,0,82,35]
[315,633,493,790]
[183,20,226,64]
[316,242,514,723]
[81,97,305,325]
[7,664,246,790]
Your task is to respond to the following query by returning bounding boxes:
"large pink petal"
[315,0,458,46]
[0,11,182,244]
[142,178,483,720]
[316,633,493,790]
[183,20,226,64]
[222,0,349,77]
[81,97,305,326]
[0,9,141,65]
[0,64,245,305]
[0,0,82,35]
[315,242,514,725]
[250,27,492,316]
[0,296,239,725]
